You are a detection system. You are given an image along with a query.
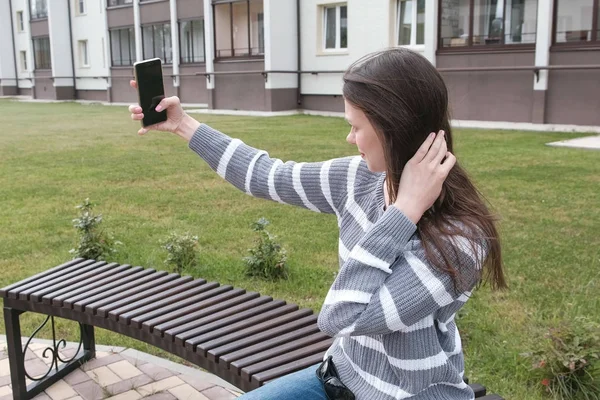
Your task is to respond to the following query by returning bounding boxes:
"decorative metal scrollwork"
[23,316,84,381]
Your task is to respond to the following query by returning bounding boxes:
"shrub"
[69,198,120,260]
[523,317,600,399]
[162,232,199,275]
[243,218,288,280]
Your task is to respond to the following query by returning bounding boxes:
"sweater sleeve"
[317,206,485,337]
[188,123,356,215]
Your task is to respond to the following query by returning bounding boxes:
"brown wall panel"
[177,0,204,19]
[107,6,134,28]
[267,89,298,111]
[34,70,54,99]
[18,87,32,96]
[30,19,49,37]
[437,51,535,123]
[0,86,18,96]
[77,90,109,102]
[546,50,600,126]
[140,1,170,25]
[179,64,208,104]
[55,86,75,100]
[213,60,266,111]
[301,95,344,113]
[110,67,137,103]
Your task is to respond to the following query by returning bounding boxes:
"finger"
[424,131,445,163]
[128,104,142,113]
[130,80,138,89]
[413,132,437,163]
[440,152,456,174]
[130,113,143,121]
[155,96,180,112]
[432,133,448,165]
[138,127,148,135]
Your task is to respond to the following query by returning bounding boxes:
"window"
[76,0,86,15]
[79,40,89,67]
[214,0,265,58]
[180,20,205,63]
[397,0,425,46]
[20,51,28,72]
[17,11,25,32]
[33,37,51,69]
[142,23,172,64]
[107,0,133,6]
[554,0,599,44]
[30,0,48,19]
[110,27,135,66]
[439,0,538,48]
[323,4,348,51]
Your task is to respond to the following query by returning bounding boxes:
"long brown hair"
[343,48,506,292]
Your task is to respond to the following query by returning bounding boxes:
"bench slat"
[64,267,151,309]
[214,317,321,365]
[191,308,313,355]
[246,343,332,384]
[17,260,103,300]
[0,258,86,298]
[48,264,133,306]
[149,287,242,334]
[117,280,213,324]
[84,272,178,315]
[129,282,221,328]
[102,276,197,320]
[230,332,331,372]
[37,263,123,303]
[256,353,325,386]
[169,295,276,343]
[470,383,486,397]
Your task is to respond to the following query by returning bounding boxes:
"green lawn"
[1,99,599,399]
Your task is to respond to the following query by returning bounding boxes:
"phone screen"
[135,59,167,127]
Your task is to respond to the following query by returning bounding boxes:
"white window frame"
[322,3,347,52]
[78,40,89,67]
[396,0,425,48]
[76,0,86,15]
[17,11,25,32]
[20,51,28,72]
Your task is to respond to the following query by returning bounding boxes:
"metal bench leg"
[3,308,97,400]
[4,307,27,400]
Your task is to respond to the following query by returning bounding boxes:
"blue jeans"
[237,364,328,400]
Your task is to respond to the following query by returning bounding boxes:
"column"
[133,0,142,62]
[532,0,553,123]
[48,0,75,99]
[0,0,18,95]
[424,0,439,66]
[170,0,179,90]
[203,0,215,107]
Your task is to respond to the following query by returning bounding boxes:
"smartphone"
[133,58,167,127]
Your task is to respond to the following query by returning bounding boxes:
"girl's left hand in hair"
[393,131,456,224]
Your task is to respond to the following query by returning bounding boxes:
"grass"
[1,99,599,399]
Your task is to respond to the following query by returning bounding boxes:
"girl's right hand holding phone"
[129,80,200,142]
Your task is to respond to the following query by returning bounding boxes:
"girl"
[129,47,505,400]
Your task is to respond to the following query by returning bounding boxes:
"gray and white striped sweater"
[189,124,484,400]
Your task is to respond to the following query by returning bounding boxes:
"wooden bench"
[1,258,504,400]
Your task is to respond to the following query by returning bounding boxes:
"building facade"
[0,0,599,126]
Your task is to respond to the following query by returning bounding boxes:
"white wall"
[48,0,74,87]
[264,0,297,89]
[0,0,18,87]
[70,0,109,90]
[11,0,33,89]
[300,0,433,95]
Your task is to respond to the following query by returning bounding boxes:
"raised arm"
[128,92,360,215]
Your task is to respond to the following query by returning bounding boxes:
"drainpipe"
[170,0,179,96]
[67,0,76,98]
[9,0,19,92]
[296,0,301,107]
[133,0,142,62]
